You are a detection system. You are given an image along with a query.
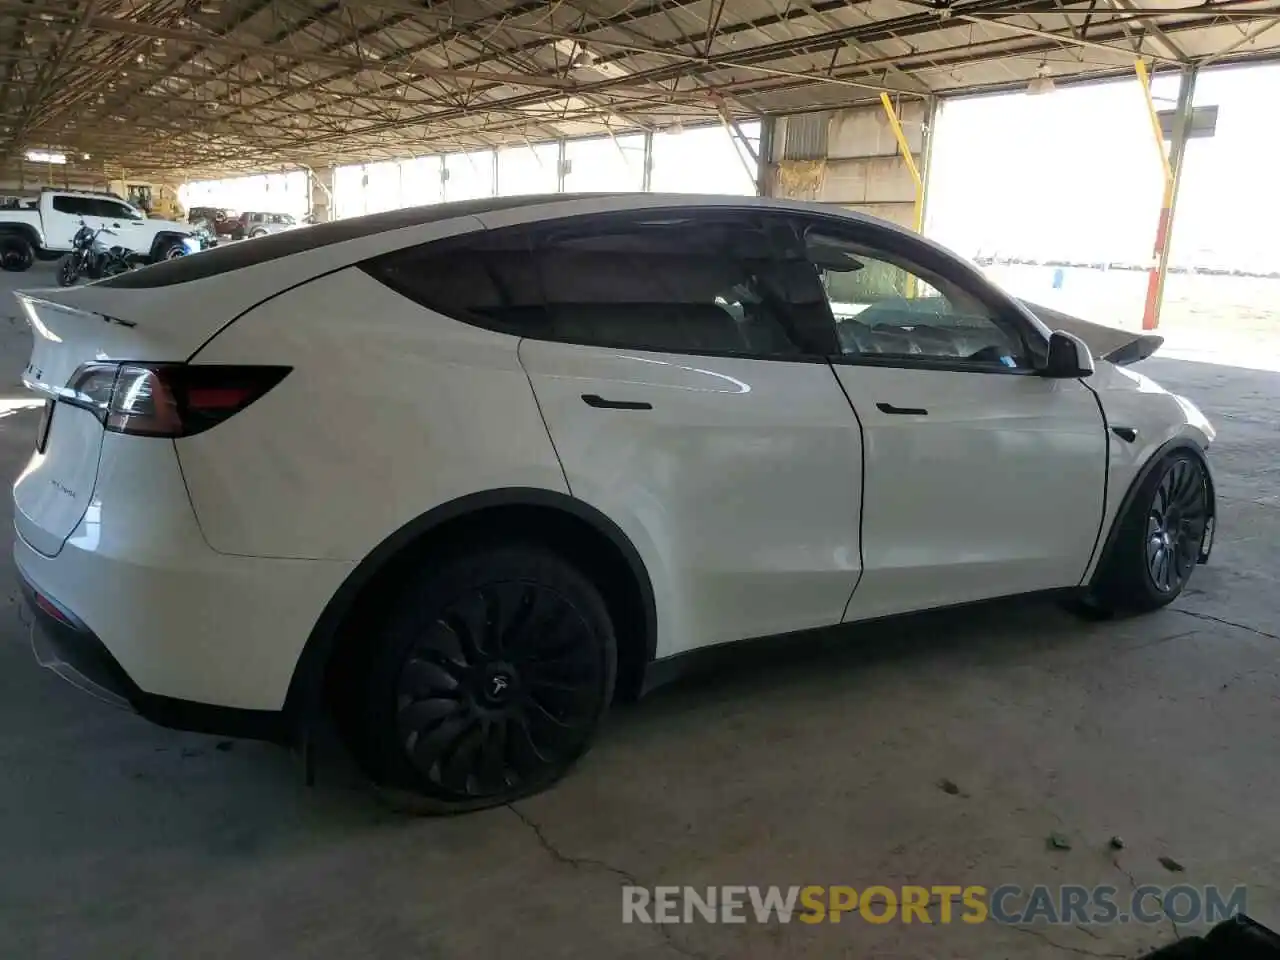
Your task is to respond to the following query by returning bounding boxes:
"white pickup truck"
[0,189,194,272]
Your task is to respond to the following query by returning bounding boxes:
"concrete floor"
[0,264,1277,959]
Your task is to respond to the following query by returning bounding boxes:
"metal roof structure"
[2,0,1279,181]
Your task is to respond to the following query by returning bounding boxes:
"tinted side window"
[364,229,543,331]
[364,212,834,358]
[531,217,817,356]
[93,200,138,220]
[52,196,93,216]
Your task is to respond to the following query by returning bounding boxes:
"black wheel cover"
[394,581,606,799]
[1145,457,1207,594]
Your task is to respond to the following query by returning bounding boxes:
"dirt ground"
[0,262,1277,959]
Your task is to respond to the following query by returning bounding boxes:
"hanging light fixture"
[1027,62,1056,96]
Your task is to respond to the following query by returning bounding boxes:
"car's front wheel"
[356,544,617,812]
[1089,450,1209,614]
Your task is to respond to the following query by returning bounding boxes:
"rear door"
[44,194,95,250]
[798,218,1108,621]
[518,211,865,654]
[370,209,865,657]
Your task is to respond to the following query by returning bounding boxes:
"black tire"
[1089,451,1209,614]
[0,235,34,272]
[160,240,187,260]
[56,254,78,286]
[356,544,617,813]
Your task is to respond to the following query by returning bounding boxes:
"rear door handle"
[876,402,928,416]
[582,394,652,411]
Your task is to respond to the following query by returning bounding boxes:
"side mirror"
[1042,330,1094,378]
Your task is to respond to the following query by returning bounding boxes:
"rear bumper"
[19,567,288,741]
[22,575,133,710]
[13,429,356,729]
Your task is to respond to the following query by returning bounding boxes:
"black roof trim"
[100,193,622,289]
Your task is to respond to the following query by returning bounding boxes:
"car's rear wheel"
[1089,451,1209,614]
[357,544,616,812]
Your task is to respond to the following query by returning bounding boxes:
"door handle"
[876,402,928,416]
[111,222,120,228]
[582,394,652,411]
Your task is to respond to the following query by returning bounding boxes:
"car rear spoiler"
[1021,300,1164,367]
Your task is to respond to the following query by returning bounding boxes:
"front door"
[93,198,146,253]
[799,221,1109,621]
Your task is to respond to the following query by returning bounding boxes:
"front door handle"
[582,394,652,411]
[876,402,928,416]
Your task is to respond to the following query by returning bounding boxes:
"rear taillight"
[63,363,289,437]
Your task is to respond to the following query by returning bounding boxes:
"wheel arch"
[0,222,42,250]
[1087,436,1216,590]
[283,487,658,734]
[147,230,189,260]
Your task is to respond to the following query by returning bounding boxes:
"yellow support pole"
[879,92,924,235]
[1134,59,1193,331]
[1134,60,1174,201]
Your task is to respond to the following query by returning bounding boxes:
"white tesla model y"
[13,195,1216,810]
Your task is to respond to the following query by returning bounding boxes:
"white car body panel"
[14,294,200,558]
[1078,359,1215,581]
[8,193,1216,726]
[13,403,103,556]
[0,208,44,244]
[520,340,863,657]
[836,365,1108,621]
[14,435,352,709]
[180,269,569,560]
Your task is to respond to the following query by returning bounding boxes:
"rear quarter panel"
[177,267,569,560]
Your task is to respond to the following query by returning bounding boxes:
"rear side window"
[52,196,94,216]
[363,211,836,358]
[92,199,140,220]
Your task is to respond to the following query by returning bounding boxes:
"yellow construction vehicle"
[108,180,185,220]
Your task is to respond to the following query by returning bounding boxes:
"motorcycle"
[57,222,149,286]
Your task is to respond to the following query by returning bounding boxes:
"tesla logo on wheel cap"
[491,675,509,697]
